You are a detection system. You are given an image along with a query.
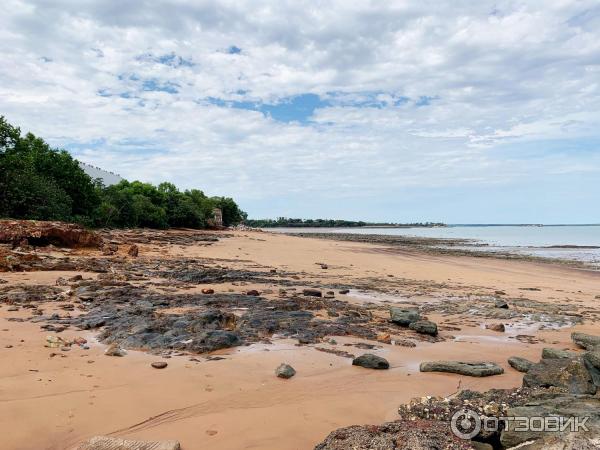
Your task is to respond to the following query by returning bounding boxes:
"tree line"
[244,217,445,228]
[0,116,246,228]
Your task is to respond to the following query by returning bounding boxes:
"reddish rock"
[201,288,215,294]
[0,220,102,248]
[246,289,260,296]
[128,244,139,257]
[486,323,506,332]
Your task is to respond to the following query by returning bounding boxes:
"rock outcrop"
[314,419,477,450]
[523,358,596,394]
[0,220,102,248]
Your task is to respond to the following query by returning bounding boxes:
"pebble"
[151,361,168,369]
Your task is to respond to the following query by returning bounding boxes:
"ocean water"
[269,225,600,266]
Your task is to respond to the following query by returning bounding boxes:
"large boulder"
[314,419,477,450]
[572,332,600,350]
[352,353,390,370]
[523,358,596,394]
[409,320,438,336]
[419,361,504,377]
[0,220,102,248]
[500,394,600,448]
[390,307,421,326]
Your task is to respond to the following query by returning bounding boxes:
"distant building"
[79,162,124,186]
[212,208,223,227]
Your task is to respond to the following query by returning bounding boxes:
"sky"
[1,1,599,224]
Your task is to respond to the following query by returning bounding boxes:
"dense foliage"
[0,116,245,228]
[244,217,445,228]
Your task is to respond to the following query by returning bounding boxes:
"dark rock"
[389,307,421,327]
[420,361,504,377]
[523,358,596,394]
[352,353,389,370]
[338,289,350,295]
[409,320,438,336]
[189,330,241,353]
[201,288,215,294]
[246,289,260,296]
[508,356,534,373]
[302,289,322,297]
[151,361,168,369]
[275,363,296,379]
[128,244,139,257]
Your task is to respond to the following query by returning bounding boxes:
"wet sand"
[1,230,599,450]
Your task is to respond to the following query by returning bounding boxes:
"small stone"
[7,306,19,312]
[339,289,350,295]
[246,289,260,296]
[201,288,215,294]
[390,308,421,327]
[486,323,505,332]
[73,337,87,345]
[376,333,392,344]
[151,361,168,369]
[352,353,390,370]
[105,343,126,357]
[127,244,139,257]
[275,363,296,379]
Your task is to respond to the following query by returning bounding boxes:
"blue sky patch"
[206,93,329,123]
[142,80,179,94]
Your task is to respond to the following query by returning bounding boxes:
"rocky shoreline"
[285,232,593,269]
[1,221,599,449]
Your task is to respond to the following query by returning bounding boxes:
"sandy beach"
[1,229,600,449]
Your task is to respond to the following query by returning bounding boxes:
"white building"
[79,162,124,186]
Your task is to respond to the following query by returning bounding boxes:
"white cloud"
[1,0,599,221]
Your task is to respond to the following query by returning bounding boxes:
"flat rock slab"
[78,436,180,450]
[572,332,600,350]
[508,356,534,373]
[420,361,504,377]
